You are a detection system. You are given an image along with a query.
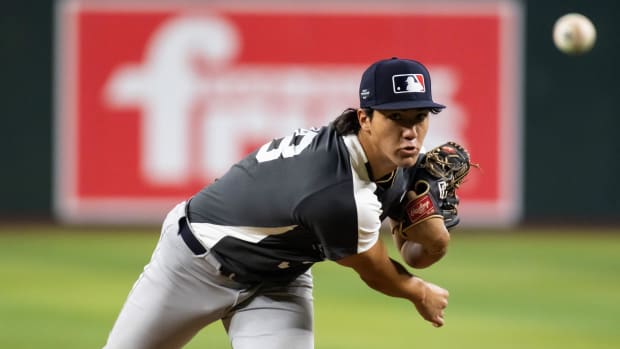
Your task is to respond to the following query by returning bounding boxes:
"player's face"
[359,108,430,176]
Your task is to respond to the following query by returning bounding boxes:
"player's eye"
[415,112,429,123]
[387,113,403,121]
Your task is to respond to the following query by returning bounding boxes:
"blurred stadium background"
[1,0,619,348]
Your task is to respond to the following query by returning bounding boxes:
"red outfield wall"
[55,1,523,226]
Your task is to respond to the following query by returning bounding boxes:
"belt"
[178,215,259,287]
[178,218,207,255]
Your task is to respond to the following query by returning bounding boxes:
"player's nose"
[402,123,418,140]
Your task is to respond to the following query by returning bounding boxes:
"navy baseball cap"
[359,57,445,110]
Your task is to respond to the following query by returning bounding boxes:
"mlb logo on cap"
[393,74,426,93]
[359,57,445,111]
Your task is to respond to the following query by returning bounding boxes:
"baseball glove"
[395,141,475,239]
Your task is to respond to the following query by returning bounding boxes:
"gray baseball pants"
[103,202,314,349]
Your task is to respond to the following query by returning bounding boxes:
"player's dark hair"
[333,108,373,135]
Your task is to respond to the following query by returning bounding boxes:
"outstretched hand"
[412,278,449,327]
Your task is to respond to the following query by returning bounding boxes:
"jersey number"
[256,128,318,163]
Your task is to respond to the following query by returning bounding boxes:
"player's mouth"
[398,146,419,157]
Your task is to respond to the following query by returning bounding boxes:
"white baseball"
[553,13,596,55]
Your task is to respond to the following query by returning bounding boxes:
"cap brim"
[371,100,446,110]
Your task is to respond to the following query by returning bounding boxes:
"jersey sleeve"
[352,182,383,254]
[294,179,382,261]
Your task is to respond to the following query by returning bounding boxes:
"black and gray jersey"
[187,124,416,283]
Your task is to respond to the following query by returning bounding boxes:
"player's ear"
[357,108,372,132]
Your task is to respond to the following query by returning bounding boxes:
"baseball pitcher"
[104,57,473,349]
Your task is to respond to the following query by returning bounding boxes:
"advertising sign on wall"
[55,1,522,225]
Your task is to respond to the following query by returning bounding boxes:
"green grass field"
[1,225,619,349]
